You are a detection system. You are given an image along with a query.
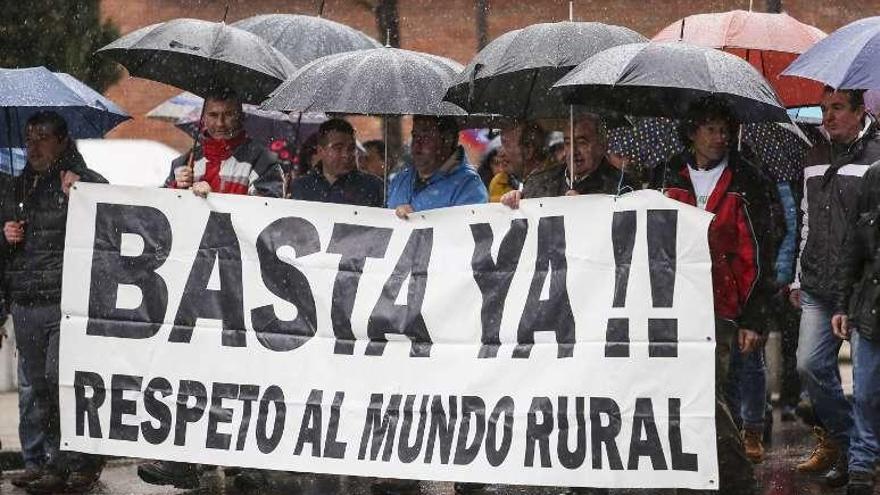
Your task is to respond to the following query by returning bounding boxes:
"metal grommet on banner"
[353,210,358,216]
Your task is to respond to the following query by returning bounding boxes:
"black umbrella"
[262,47,468,116]
[553,42,789,123]
[444,21,645,119]
[231,14,381,67]
[96,18,297,104]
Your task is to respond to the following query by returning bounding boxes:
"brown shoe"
[742,429,765,464]
[10,467,42,488]
[796,427,839,473]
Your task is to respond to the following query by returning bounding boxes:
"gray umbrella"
[96,18,297,104]
[444,22,646,119]
[262,47,468,116]
[231,14,381,67]
[553,42,789,123]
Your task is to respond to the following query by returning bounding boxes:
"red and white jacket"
[651,151,783,330]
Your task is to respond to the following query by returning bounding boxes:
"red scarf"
[200,131,247,191]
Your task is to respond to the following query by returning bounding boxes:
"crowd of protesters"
[3,83,880,495]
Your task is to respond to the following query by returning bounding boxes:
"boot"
[67,465,103,493]
[742,429,765,464]
[24,470,68,494]
[846,470,874,495]
[454,482,486,493]
[825,451,849,488]
[371,478,420,495]
[796,427,839,473]
[10,467,43,488]
[137,461,200,489]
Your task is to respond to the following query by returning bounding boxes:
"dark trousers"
[774,294,802,408]
[13,302,102,474]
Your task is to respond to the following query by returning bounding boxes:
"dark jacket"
[522,157,636,199]
[651,151,784,331]
[834,162,880,339]
[0,147,107,305]
[290,165,384,207]
[797,119,880,298]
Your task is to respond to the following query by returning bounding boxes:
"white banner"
[60,184,718,489]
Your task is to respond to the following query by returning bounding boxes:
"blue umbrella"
[0,66,131,148]
[783,17,880,89]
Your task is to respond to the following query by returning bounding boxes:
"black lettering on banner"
[206,382,239,450]
[367,229,433,358]
[141,377,173,445]
[174,380,207,446]
[454,396,486,465]
[294,389,324,457]
[669,398,698,471]
[324,392,347,459]
[170,212,246,347]
[485,396,514,467]
[398,395,429,464]
[251,218,320,352]
[470,220,528,358]
[74,371,105,438]
[256,385,287,454]
[627,398,667,470]
[557,396,586,469]
[109,374,142,441]
[525,397,553,467]
[590,397,624,470]
[606,210,636,357]
[87,203,170,339]
[236,385,261,451]
[514,217,575,359]
[327,224,393,355]
[424,396,457,464]
[647,210,679,357]
[359,393,402,461]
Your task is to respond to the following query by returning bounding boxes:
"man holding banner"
[650,97,783,495]
[1,111,108,494]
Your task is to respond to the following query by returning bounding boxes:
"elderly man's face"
[25,124,68,172]
[203,98,244,140]
[565,119,606,177]
[821,90,865,144]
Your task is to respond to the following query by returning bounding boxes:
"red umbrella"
[653,10,826,107]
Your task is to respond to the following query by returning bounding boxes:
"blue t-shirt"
[386,152,488,211]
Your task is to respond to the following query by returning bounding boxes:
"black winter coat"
[0,147,107,305]
[835,161,880,340]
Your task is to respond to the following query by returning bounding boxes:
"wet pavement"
[2,409,876,494]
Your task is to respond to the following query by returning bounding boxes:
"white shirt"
[687,155,728,210]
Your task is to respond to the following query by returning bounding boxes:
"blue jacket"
[386,149,488,211]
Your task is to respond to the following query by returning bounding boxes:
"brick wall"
[100,0,880,151]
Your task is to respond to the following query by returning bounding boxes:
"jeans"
[17,358,45,469]
[849,331,880,473]
[796,290,853,448]
[726,343,767,431]
[13,302,101,474]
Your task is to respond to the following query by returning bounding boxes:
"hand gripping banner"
[60,184,718,489]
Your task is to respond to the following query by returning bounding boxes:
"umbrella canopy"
[608,117,809,182]
[262,47,467,116]
[231,14,381,67]
[782,16,880,90]
[444,21,646,118]
[553,42,789,123]
[96,18,297,103]
[0,67,130,148]
[653,10,826,107]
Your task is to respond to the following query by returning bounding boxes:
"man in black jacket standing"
[832,161,880,495]
[1,111,107,494]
